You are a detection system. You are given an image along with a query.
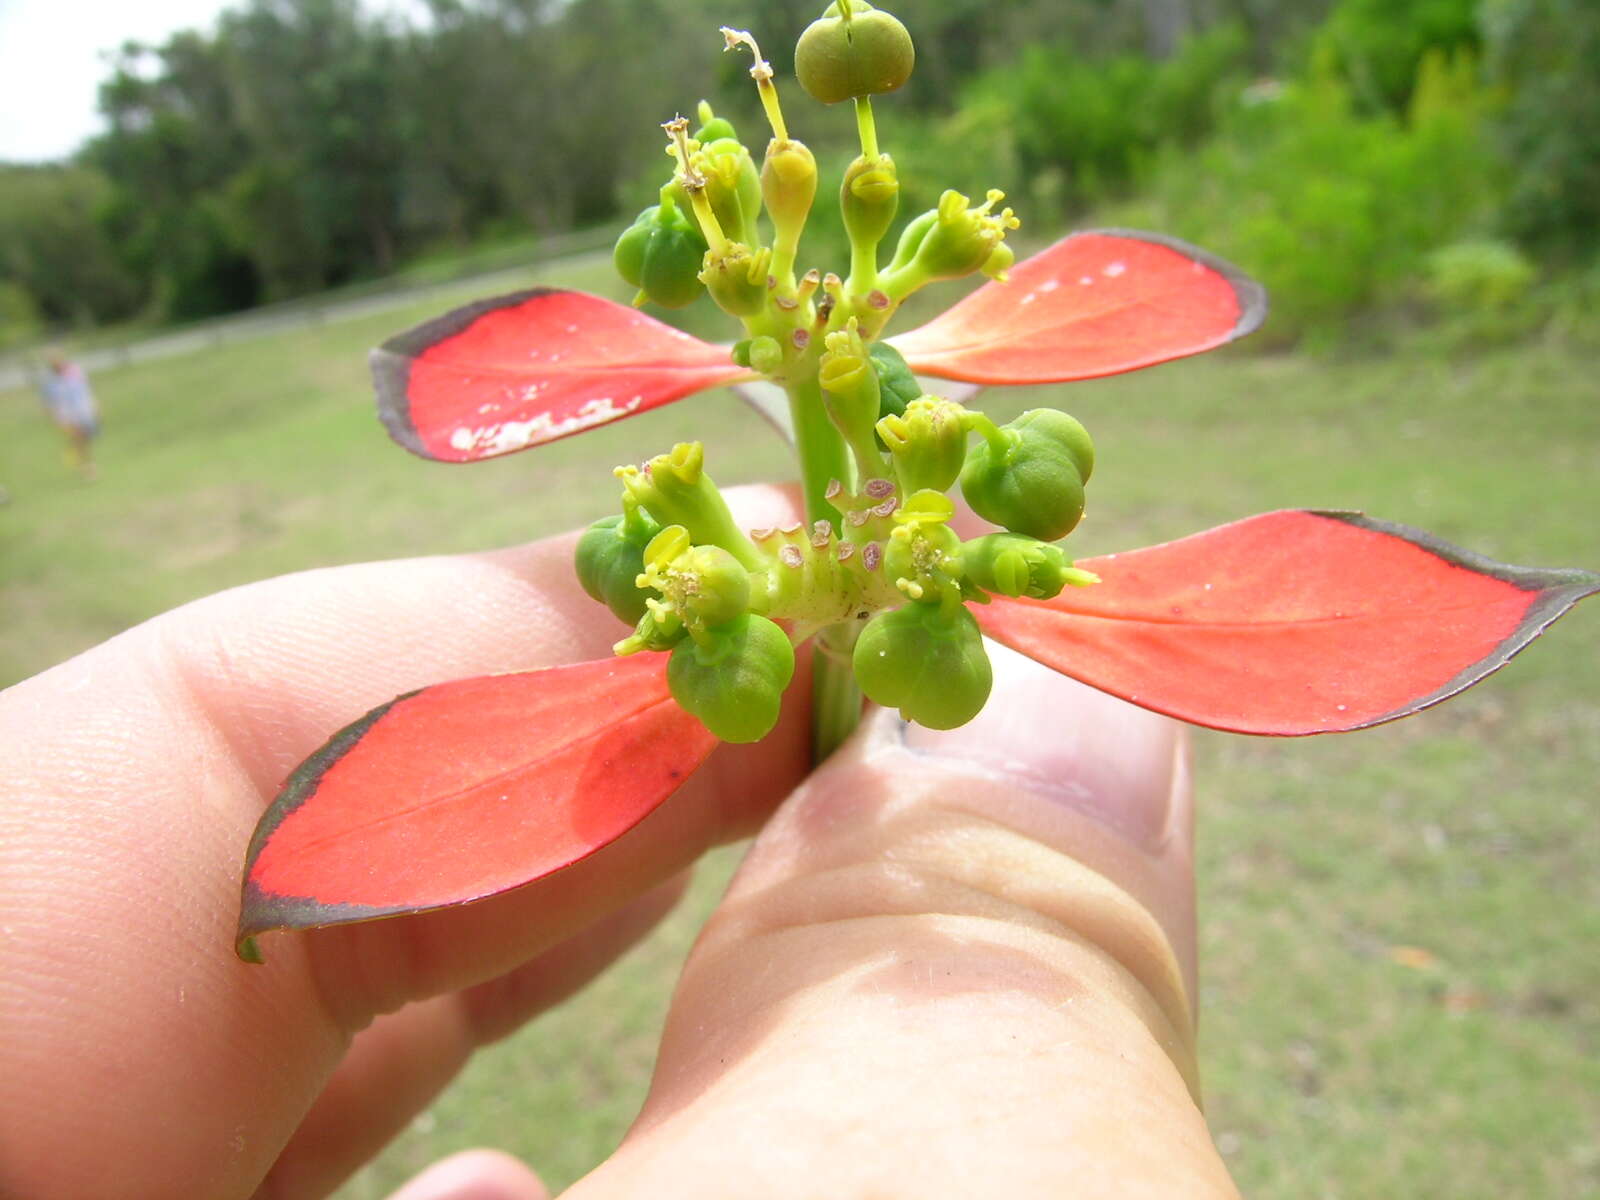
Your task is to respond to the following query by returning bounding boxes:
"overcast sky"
[0,0,422,163]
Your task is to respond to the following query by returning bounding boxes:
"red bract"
[975,510,1599,735]
[239,654,714,946]
[372,231,1265,463]
[239,230,1597,949]
[373,289,747,463]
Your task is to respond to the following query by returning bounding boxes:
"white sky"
[0,0,422,162]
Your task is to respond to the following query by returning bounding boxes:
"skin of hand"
[0,485,1237,1200]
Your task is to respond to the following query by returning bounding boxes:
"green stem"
[811,621,863,760]
[844,428,890,485]
[771,231,801,293]
[847,231,878,299]
[787,375,863,759]
[787,375,850,530]
[855,96,879,160]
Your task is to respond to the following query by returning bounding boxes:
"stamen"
[720,27,788,141]
[662,117,701,189]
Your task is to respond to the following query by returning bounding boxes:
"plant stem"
[811,620,863,760]
[787,375,850,530]
[786,375,863,759]
[855,96,879,160]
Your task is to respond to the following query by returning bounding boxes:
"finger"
[257,876,686,1200]
[382,1150,549,1200]
[572,646,1234,1199]
[0,488,807,1200]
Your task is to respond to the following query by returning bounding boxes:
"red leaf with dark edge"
[238,654,716,947]
[975,511,1599,736]
[372,289,749,462]
[887,230,1266,386]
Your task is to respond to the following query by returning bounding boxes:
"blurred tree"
[216,0,412,288]
[1313,0,1478,114]
[1207,0,1336,72]
[965,22,1250,213]
[1482,0,1600,258]
[54,0,1562,330]
[0,279,44,348]
[89,34,261,319]
[0,165,142,326]
[1141,0,1195,58]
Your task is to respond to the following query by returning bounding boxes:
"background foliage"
[1,0,1594,338]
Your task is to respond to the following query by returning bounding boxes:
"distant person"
[37,353,100,479]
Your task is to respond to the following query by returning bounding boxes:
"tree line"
[0,0,1591,339]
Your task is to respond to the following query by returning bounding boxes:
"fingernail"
[894,643,1182,851]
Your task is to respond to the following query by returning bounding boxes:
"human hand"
[0,486,1234,1199]
[553,639,1234,1199]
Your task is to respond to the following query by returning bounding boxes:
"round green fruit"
[853,602,992,729]
[668,614,795,743]
[961,409,1094,542]
[575,513,659,624]
[613,203,707,309]
[795,1,915,105]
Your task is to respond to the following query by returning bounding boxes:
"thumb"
[572,644,1235,1200]
[384,1149,549,1200]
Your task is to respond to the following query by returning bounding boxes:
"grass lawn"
[2,254,1596,1199]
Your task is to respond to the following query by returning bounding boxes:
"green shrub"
[1425,240,1537,313]
[1105,51,1506,344]
[962,24,1251,216]
[1314,0,1480,115]
[0,165,142,327]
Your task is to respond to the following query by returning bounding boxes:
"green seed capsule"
[748,335,784,376]
[694,100,739,145]
[963,532,1087,600]
[795,0,915,105]
[613,201,708,309]
[699,137,763,247]
[853,601,992,730]
[668,614,796,743]
[575,512,661,624]
[961,409,1095,542]
[697,117,738,142]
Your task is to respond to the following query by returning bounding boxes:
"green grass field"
[2,254,1596,1199]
